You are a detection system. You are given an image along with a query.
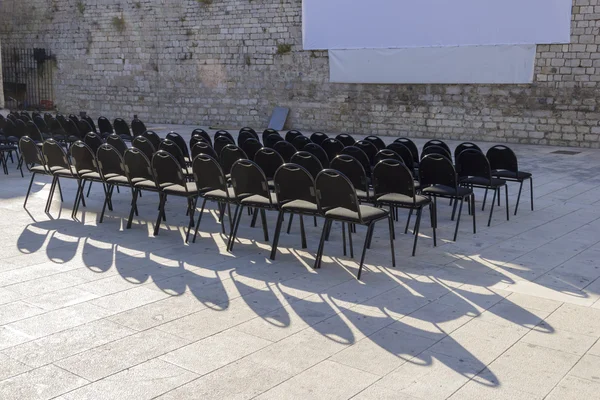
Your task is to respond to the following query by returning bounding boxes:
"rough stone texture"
[0,37,4,109]
[0,0,599,147]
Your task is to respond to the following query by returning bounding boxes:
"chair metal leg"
[99,185,114,223]
[127,189,139,229]
[505,184,510,221]
[314,219,331,269]
[227,203,234,231]
[300,215,307,249]
[412,207,422,256]
[45,176,58,213]
[390,206,396,240]
[451,196,458,221]
[348,221,354,258]
[529,177,534,211]
[192,198,207,243]
[72,179,84,219]
[404,208,413,234]
[515,180,524,215]
[218,203,227,235]
[342,221,347,256]
[313,215,317,227]
[260,209,269,242]
[130,188,139,216]
[472,194,477,234]
[251,208,259,228]
[270,211,285,260]
[185,197,195,243]
[154,193,166,236]
[488,189,497,227]
[452,198,464,242]
[23,172,36,208]
[287,213,294,234]
[358,223,374,280]
[482,188,488,211]
[229,205,245,251]
[86,181,93,197]
[432,197,438,246]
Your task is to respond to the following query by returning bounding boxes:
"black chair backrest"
[21,111,32,121]
[394,138,419,161]
[124,148,155,185]
[43,139,70,170]
[238,130,256,147]
[264,133,284,148]
[215,130,234,143]
[354,140,378,166]
[19,136,45,169]
[387,143,415,168]
[254,147,284,179]
[63,118,81,139]
[321,138,345,162]
[290,151,323,179]
[97,144,126,178]
[158,139,186,168]
[214,135,235,159]
[310,132,328,145]
[262,128,279,144]
[302,143,329,168]
[373,159,416,199]
[131,118,147,136]
[421,145,451,161]
[374,149,403,165]
[419,154,459,190]
[192,154,228,195]
[273,140,296,162]
[192,129,212,147]
[98,116,114,134]
[192,141,218,160]
[132,135,156,161]
[285,130,303,143]
[292,135,311,150]
[230,159,272,202]
[486,145,519,173]
[25,121,44,142]
[457,149,492,180]
[141,130,162,150]
[113,118,132,138]
[83,116,97,133]
[43,113,53,125]
[33,116,49,134]
[3,118,17,138]
[316,169,360,215]
[341,146,371,177]
[47,118,64,137]
[336,133,356,147]
[84,132,104,155]
[106,134,128,157]
[330,154,369,193]
[424,139,451,156]
[219,144,248,174]
[454,142,482,161]
[274,163,317,206]
[240,126,257,136]
[166,131,190,158]
[70,141,98,176]
[15,119,28,138]
[77,119,94,136]
[152,150,186,188]
[68,114,79,124]
[240,138,262,161]
[364,135,386,150]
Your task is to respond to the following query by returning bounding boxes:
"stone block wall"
[0,0,599,147]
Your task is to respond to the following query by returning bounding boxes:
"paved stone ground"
[1,124,600,399]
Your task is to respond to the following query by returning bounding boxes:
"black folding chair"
[97,144,131,223]
[273,141,297,162]
[192,141,218,160]
[214,135,235,159]
[387,142,418,175]
[487,145,533,215]
[454,142,482,162]
[166,131,190,164]
[106,133,128,157]
[341,146,372,179]
[310,132,328,146]
[220,144,248,176]
[364,135,386,150]
[42,139,80,214]
[123,148,161,229]
[215,130,235,143]
[354,140,378,166]
[113,118,133,141]
[264,133,284,148]
[132,135,156,161]
[374,149,403,164]
[292,135,311,150]
[330,154,372,203]
[131,117,147,136]
[159,139,192,177]
[192,129,212,147]
[285,130,303,143]
[321,138,345,162]
[19,136,57,208]
[271,164,321,259]
[314,169,395,279]
[142,130,162,150]
[84,132,104,156]
[238,130,257,147]
[424,139,451,157]
[254,147,284,184]
[336,133,356,147]
[262,128,279,144]
[240,138,262,161]
[98,116,114,138]
[71,141,107,219]
[394,137,419,163]
[303,143,329,168]
[421,145,452,161]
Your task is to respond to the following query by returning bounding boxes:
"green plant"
[276,43,292,55]
[186,29,194,36]
[196,0,212,4]
[112,15,126,32]
[134,2,141,8]
[245,54,251,66]
[76,0,85,14]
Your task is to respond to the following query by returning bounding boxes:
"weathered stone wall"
[0,0,599,147]
[0,37,4,109]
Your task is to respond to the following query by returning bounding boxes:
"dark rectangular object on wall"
[267,107,289,130]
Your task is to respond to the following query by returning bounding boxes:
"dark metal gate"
[2,47,55,110]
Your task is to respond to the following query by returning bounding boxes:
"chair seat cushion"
[81,171,102,181]
[325,205,388,223]
[460,176,506,187]
[281,199,318,213]
[161,182,197,195]
[30,165,47,173]
[203,187,235,200]
[52,166,77,177]
[422,185,472,198]
[356,188,374,201]
[492,169,532,180]
[105,174,129,185]
[134,179,158,190]
[376,193,430,207]
[240,192,277,207]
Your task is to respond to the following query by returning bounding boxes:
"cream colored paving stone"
[256,360,379,400]
[22,287,99,311]
[520,327,597,355]
[474,299,551,329]
[3,319,135,368]
[0,364,88,400]
[568,354,600,383]
[503,292,563,312]
[160,329,272,375]
[0,287,24,306]
[2,269,88,296]
[352,385,421,400]
[89,285,170,314]
[330,326,438,376]
[545,375,600,400]
[0,353,31,381]
[449,380,543,400]
[60,358,197,400]
[156,358,290,400]
[543,303,600,337]
[0,301,45,325]
[54,328,189,381]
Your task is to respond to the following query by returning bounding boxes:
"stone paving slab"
[0,125,599,398]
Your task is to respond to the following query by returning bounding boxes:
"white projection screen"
[303,0,572,50]
[329,46,537,84]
